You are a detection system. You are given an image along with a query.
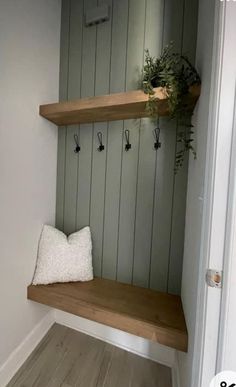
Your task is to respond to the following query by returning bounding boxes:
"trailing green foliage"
[142,43,201,172]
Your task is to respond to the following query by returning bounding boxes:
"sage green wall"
[56,0,199,294]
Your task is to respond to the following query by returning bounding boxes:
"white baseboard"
[54,309,176,368]
[172,352,181,387]
[0,311,54,387]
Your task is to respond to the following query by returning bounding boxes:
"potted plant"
[142,43,201,172]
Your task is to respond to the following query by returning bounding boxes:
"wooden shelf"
[28,278,188,352]
[39,84,200,126]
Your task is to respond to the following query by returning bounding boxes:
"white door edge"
[190,1,234,386]
[216,86,236,372]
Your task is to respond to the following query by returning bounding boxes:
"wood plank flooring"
[7,324,172,387]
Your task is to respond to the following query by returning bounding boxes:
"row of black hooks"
[73,126,161,154]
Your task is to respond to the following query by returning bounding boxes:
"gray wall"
[56,0,199,294]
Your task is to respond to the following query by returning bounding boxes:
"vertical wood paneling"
[102,122,123,279]
[56,0,70,230]
[109,0,129,94]
[182,0,199,62]
[162,0,185,294]
[89,0,112,276]
[57,0,199,293]
[116,120,140,284]
[63,124,79,234]
[149,0,184,292]
[168,0,199,294]
[162,0,185,50]
[132,0,164,288]
[117,0,146,284]
[63,0,83,234]
[67,0,84,100]
[132,119,156,287]
[102,0,129,280]
[90,125,108,276]
[75,0,97,231]
[150,120,176,291]
[125,0,146,92]
[58,0,71,101]
[56,126,66,230]
[75,124,93,229]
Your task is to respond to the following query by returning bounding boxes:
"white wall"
[178,0,216,386]
[0,0,61,369]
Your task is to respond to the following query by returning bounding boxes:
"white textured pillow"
[32,225,93,285]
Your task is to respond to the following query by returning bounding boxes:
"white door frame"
[191,1,236,386]
[216,86,236,373]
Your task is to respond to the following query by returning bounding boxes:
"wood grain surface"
[28,278,188,352]
[7,324,172,387]
[40,85,200,126]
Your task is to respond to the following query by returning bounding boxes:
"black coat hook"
[153,127,161,150]
[97,132,104,152]
[74,134,80,153]
[125,129,131,151]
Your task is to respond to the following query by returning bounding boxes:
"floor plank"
[7,324,172,387]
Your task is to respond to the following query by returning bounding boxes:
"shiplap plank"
[63,0,83,234]
[168,158,188,294]
[116,121,140,284]
[63,125,79,234]
[90,124,107,276]
[145,0,164,55]
[132,0,163,288]
[160,0,185,293]
[79,0,97,99]
[56,127,66,230]
[168,0,198,294]
[59,0,70,103]
[90,0,112,276]
[148,0,180,292]
[182,0,199,62]
[117,0,146,284]
[67,0,83,101]
[109,0,129,94]
[94,0,113,96]
[132,119,156,287]
[75,0,97,230]
[102,0,129,280]
[162,0,184,50]
[102,123,123,279]
[125,0,146,92]
[150,121,176,291]
[75,125,93,230]
[56,0,70,230]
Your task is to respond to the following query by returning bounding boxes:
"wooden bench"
[28,277,188,352]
